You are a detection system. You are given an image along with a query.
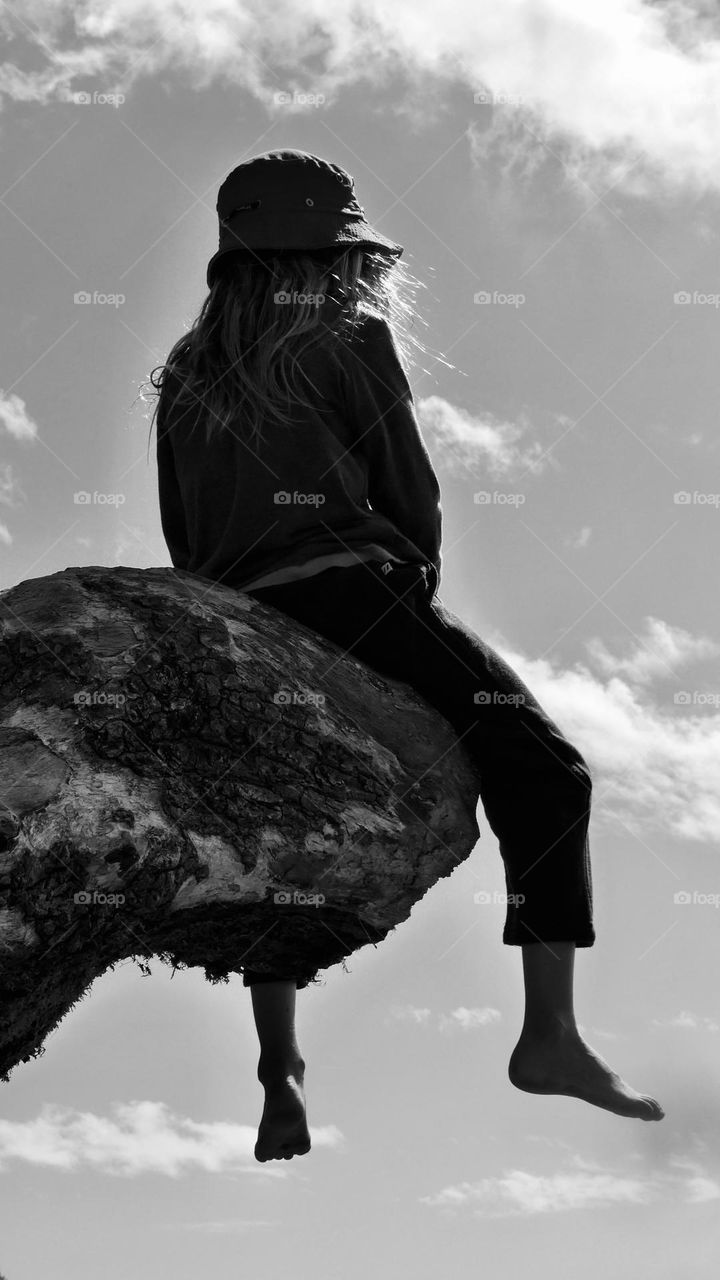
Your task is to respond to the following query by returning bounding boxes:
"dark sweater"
[156,313,442,598]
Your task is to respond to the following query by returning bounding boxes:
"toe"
[637,1096,660,1120]
[255,1138,281,1161]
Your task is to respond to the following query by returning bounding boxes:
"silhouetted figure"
[151,150,664,1160]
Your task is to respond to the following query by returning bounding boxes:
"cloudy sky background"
[1,1,719,1277]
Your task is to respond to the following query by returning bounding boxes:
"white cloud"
[0,463,28,512]
[665,1156,720,1203]
[0,1101,342,1177]
[0,391,38,441]
[585,616,720,686]
[419,396,551,480]
[567,525,592,550]
[652,1009,719,1032]
[421,1155,720,1216]
[385,1004,433,1025]
[2,1,720,198]
[683,1174,720,1203]
[577,1022,620,1041]
[386,1004,501,1030]
[437,1006,502,1032]
[422,1168,653,1215]
[490,619,720,842]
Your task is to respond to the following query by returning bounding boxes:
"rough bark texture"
[0,565,481,1082]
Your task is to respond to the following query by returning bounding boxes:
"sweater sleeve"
[343,316,442,588]
[156,373,191,571]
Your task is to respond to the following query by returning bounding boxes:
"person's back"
[156,311,442,596]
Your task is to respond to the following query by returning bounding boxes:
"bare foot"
[255,1056,311,1162]
[508,1021,664,1120]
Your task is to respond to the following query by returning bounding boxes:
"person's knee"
[542,735,593,796]
[560,749,593,817]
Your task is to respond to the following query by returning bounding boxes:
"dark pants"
[242,559,594,989]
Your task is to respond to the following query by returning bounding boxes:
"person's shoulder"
[318,311,404,394]
[348,310,393,343]
[341,311,400,367]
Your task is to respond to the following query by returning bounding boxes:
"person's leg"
[248,562,664,1119]
[248,978,311,1162]
[248,975,304,1074]
[519,939,577,1033]
[323,563,597,948]
[508,942,664,1119]
[314,563,664,1120]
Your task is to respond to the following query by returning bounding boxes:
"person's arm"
[156,373,192,571]
[343,315,442,588]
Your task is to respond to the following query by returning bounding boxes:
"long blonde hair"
[142,246,440,456]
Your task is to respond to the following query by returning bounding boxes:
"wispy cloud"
[385,1004,502,1031]
[0,1101,343,1177]
[2,2,720,198]
[0,460,29,549]
[437,1006,502,1032]
[652,1010,719,1033]
[419,397,551,480]
[386,1007,619,1038]
[577,1023,620,1041]
[423,1168,652,1215]
[585,616,720,687]
[566,525,592,551]
[385,1004,433,1026]
[0,390,38,442]
[421,1155,720,1217]
[492,617,720,842]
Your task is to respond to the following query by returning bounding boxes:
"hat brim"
[206,217,403,289]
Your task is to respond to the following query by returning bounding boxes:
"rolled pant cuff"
[502,924,596,947]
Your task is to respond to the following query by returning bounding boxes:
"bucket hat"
[206,148,403,287]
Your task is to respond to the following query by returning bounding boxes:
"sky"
[1,0,720,1277]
